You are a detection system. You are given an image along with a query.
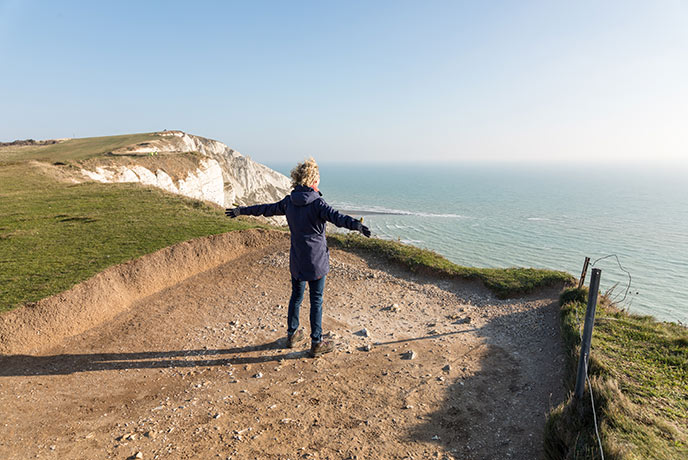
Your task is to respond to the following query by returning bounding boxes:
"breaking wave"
[334,203,470,219]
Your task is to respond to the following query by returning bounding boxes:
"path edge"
[0,228,288,355]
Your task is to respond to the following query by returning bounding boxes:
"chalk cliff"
[79,131,291,223]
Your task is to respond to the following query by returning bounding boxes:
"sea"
[268,162,688,325]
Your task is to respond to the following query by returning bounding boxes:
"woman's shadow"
[0,338,309,377]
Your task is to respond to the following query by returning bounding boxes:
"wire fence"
[574,254,636,460]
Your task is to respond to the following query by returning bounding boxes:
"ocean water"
[268,162,688,324]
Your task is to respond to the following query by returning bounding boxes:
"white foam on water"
[334,202,470,219]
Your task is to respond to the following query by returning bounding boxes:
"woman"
[225,158,370,357]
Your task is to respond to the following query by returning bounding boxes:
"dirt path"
[0,239,567,460]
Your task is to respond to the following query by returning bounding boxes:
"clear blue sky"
[1,0,686,165]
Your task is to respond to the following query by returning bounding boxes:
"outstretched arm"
[316,200,371,237]
[225,197,287,218]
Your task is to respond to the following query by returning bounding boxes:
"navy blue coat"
[240,186,363,281]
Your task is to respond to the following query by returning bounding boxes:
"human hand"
[225,208,241,218]
[360,224,371,238]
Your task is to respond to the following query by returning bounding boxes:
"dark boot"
[310,339,334,358]
[286,329,305,349]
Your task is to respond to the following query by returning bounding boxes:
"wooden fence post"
[578,256,591,289]
[574,268,601,401]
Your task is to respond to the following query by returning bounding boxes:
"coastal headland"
[1,132,684,459]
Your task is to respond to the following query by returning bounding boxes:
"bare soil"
[0,231,567,460]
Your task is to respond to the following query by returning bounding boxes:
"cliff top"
[0,227,567,459]
[0,132,161,163]
[2,134,683,457]
[0,130,230,164]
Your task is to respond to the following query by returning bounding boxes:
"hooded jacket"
[239,185,363,281]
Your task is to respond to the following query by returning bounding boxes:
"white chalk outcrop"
[79,131,292,223]
[81,159,226,207]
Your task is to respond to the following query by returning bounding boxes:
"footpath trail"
[0,240,566,460]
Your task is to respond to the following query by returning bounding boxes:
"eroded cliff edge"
[79,130,291,219]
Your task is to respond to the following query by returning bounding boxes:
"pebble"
[362,344,372,352]
[402,350,417,360]
[442,365,451,372]
[135,452,143,459]
[253,372,263,379]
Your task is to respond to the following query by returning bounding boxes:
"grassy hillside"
[0,132,160,164]
[545,288,688,459]
[0,162,261,313]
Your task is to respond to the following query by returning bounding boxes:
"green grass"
[0,163,261,313]
[0,132,160,164]
[545,288,688,459]
[328,232,574,298]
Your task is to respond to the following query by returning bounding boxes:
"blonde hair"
[290,157,319,188]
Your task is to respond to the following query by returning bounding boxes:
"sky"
[1,0,687,166]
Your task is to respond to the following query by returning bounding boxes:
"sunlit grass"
[545,288,688,459]
[0,163,259,312]
[0,132,159,163]
[328,232,574,297]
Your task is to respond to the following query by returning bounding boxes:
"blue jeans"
[287,275,326,343]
